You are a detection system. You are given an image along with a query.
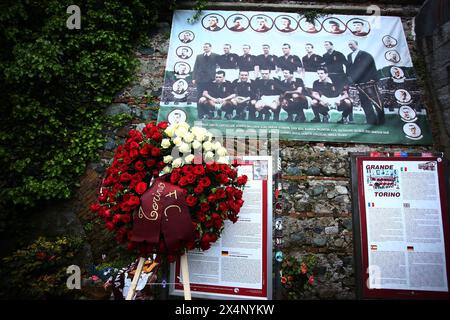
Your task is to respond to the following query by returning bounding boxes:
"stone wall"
[415,0,450,158]
[70,5,443,300]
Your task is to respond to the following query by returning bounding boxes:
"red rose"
[151,132,162,142]
[120,214,131,224]
[105,222,115,231]
[220,164,231,175]
[186,173,196,184]
[112,214,121,224]
[129,141,139,150]
[237,175,248,185]
[199,177,211,188]
[200,202,210,213]
[123,156,132,165]
[151,147,161,157]
[206,162,219,172]
[193,165,205,176]
[157,161,165,170]
[127,195,140,209]
[134,161,145,171]
[120,172,132,183]
[228,169,237,179]
[178,176,189,187]
[182,165,192,175]
[135,182,148,195]
[146,159,156,168]
[194,185,204,194]
[205,220,214,228]
[170,171,181,184]
[157,121,169,129]
[228,213,238,223]
[200,233,218,250]
[218,202,228,212]
[103,209,112,219]
[207,194,216,203]
[196,212,206,222]
[234,189,243,200]
[186,195,198,207]
[215,188,226,199]
[216,173,229,184]
[90,203,101,212]
[139,144,152,156]
[129,149,139,159]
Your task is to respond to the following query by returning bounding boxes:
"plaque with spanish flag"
[170,156,273,300]
[351,152,450,299]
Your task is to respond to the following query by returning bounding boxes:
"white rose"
[172,158,184,168]
[203,141,213,152]
[217,156,229,164]
[192,140,202,149]
[175,126,188,138]
[178,122,190,130]
[184,154,195,164]
[173,136,183,146]
[161,139,171,149]
[164,125,176,138]
[183,132,195,143]
[204,151,214,161]
[212,141,222,150]
[216,146,228,157]
[179,142,191,154]
[163,155,173,163]
[162,166,172,174]
[191,127,207,142]
[191,126,206,136]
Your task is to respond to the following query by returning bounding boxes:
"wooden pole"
[180,251,192,300]
[125,257,146,300]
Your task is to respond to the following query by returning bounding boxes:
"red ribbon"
[131,178,195,253]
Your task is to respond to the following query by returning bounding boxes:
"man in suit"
[346,40,384,125]
[255,16,271,32]
[280,17,295,32]
[192,43,219,100]
[206,16,222,31]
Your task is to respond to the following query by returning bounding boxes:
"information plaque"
[170,156,273,299]
[351,152,450,299]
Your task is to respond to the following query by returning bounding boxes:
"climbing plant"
[0,0,172,232]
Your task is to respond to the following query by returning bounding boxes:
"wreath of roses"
[90,121,248,259]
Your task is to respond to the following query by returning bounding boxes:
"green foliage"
[0,0,169,230]
[281,255,316,299]
[302,10,328,23]
[187,0,209,24]
[0,236,84,299]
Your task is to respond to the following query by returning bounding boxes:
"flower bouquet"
[90,121,248,262]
